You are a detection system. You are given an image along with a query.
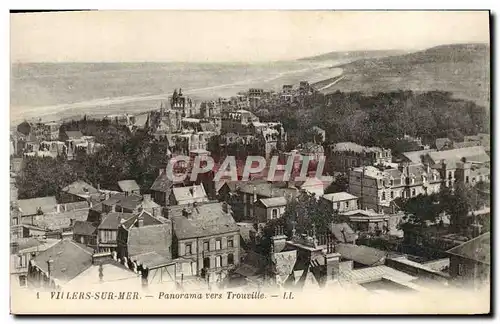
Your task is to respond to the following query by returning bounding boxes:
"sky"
[10,10,490,63]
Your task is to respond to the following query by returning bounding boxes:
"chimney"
[270,226,287,253]
[182,207,192,218]
[98,264,104,282]
[47,258,54,277]
[97,183,101,192]
[138,217,144,227]
[323,241,341,282]
[152,207,161,217]
[222,201,229,214]
[143,194,151,201]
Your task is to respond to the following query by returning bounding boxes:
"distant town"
[10,78,490,294]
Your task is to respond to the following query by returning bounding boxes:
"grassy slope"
[298,49,409,62]
[324,43,490,108]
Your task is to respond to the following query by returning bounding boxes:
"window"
[390,179,394,186]
[19,275,27,287]
[227,238,234,248]
[333,203,338,210]
[382,192,386,201]
[203,241,209,251]
[458,264,466,276]
[185,243,192,255]
[466,176,469,184]
[228,253,234,265]
[203,257,210,269]
[346,201,350,208]
[390,191,394,199]
[412,189,416,197]
[272,209,278,219]
[215,239,221,250]
[17,255,24,268]
[215,255,222,268]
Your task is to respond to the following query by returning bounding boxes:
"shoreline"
[10,63,344,126]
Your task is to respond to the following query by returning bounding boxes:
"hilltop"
[299,49,408,62]
[321,43,490,108]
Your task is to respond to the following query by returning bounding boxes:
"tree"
[280,191,335,236]
[325,173,349,194]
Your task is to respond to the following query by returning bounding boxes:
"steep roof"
[402,149,436,164]
[336,244,387,266]
[331,142,383,153]
[128,223,173,260]
[64,130,83,139]
[322,192,358,202]
[31,240,94,283]
[330,223,357,243]
[150,172,173,193]
[73,221,97,236]
[98,212,135,230]
[118,180,140,193]
[61,180,98,198]
[170,202,239,239]
[17,196,57,216]
[259,196,288,208]
[172,185,207,204]
[34,208,90,231]
[447,232,490,265]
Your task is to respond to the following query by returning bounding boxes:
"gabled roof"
[64,130,83,139]
[170,202,239,239]
[330,223,357,243]
[61,180,98,198]
[128,223,173,260]
[34,208,90,231]
[98,212,135,230]
[17,196,58,216]
[401,149,436,164]
[31,240,94,283]
[150,172,173,193]
[73,221,97,236]
[259,196,288,208]
[172,185,208,204]
[322,192,358,202]
[118,180,140,193]
[336,244,387,266]
[447,232,490,265]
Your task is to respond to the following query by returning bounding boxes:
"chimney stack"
[323,241,341,282]
[271,226,287,253]
[138,217,144,227]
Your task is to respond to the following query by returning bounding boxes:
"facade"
[329,142,392,172]
[320,192,359,214]
[254,197,287,223]
[447,232,490,288]
[168,202,240,282]
[348,164,441,213]
[170,185,209,206]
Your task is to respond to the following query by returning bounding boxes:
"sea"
[10,61,344,126]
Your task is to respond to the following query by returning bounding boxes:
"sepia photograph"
[9,10,491,315]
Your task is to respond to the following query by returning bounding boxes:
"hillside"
[322,43,490,108]
[299,49,408,62]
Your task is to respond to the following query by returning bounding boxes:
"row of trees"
[256,90,489,154]
[398,182,490,233]
[16,119,172,199]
